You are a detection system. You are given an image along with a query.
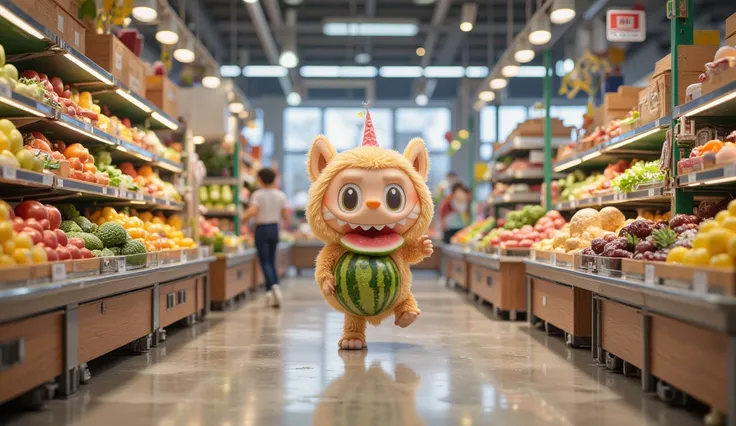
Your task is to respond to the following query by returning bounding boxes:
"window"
[479,105,528,161]
[395,108,451,189]
[242,108,264,145]
[284,107,322,151]
[550,105,587,129]
[499,106,528,142]
[325,108,393,150]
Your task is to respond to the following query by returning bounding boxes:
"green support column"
[230,115,241,236]
[670,0,694,214]
[494,105,501,219]
[543,49,553,211]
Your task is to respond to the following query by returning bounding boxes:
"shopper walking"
[438,182,471,244]
[243,168,289,307]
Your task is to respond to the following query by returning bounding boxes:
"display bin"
[599,298,643,368]
[528,276,592,346]
[209,249,256,310]
[443,245,469,289]
[292,240,323,274]
[158,275,199,328]
[467,251,526,319]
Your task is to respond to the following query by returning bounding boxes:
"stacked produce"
[678,134,736,173]
[502,205,546,230]
[533,207,625,253]
[610,160,664,193]
[477,210,567,250]
[200,184,235,211]
[85,207,194,252]
[199,217,245,252]
[552,161,631,202]
[665,199,736,268]
[450,217,495,246]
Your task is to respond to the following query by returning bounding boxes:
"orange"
[0,221,12,242]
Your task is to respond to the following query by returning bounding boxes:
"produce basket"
[554,252,575,269]
[653,262,735,295]
[621,258,646,281]
[67,258,101,277]
[597,256,624,277]
[0,264,52,285]
[531,250,554,264]
[576,253,598,273]
[158,249,184,265]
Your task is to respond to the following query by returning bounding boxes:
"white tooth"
[349,223,359,229]
[411,204,420,214]
[336,219,346,226]
[386,223,395,229]
[360,225,371,231]
[407,212,419,220]
[323,210,336,220]
[397,218,406,225]
[374,224,385,230]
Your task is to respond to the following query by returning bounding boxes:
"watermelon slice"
[340,233,405,255]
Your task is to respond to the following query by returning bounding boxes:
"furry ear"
[403,137,429,181]
[307,135,336,182]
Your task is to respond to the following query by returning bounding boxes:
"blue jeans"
[255,224,279,291]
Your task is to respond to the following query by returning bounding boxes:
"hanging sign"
[606,10,646,42]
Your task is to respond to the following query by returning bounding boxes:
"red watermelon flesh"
[340,233,405,255]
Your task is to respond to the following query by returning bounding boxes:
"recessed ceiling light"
[323,19,419,37]
[243,65,289,77]
[489,78,507,89]
[416,47,426,57]
[502,64,520,77]
[132,0,157,23]
[550,0,576,24]
[287,92,302,106]
[415,94,429,106]
[355,52,372,64]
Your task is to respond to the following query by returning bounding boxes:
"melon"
[340,233,405,255]
[333,252,400,317]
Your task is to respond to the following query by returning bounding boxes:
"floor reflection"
[313,350,424,426]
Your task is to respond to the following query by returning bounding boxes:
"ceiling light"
[322,19,419,37]
[416,47,426,57]
[220,65,241,77]
[379,66,423,78]
[465,66,489,78]
[202,75,221,88]
[460,3,477,32]
[244,0,258,3]
[502,64,520,77]
[173,35,195,63]
[355,52,371,64]
[479,91,495,102]
[243,65,289,77]
[287,92,302,106]
[550,0,576,25]
[279,50,299,68]
[339,66,378,78]
[529,17,552,45]
[155,14,179,45]
[228,102,245,114]
[424,66,465,78]
[192,135,205,145]
[514,39,535,63]
[284,0,302,4]
[489,78,507,89]
[415,94,429,106]
[301,66,340,78]
[517,66,546,77]
[132,0,157,23]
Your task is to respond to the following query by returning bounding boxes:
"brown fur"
[306,136,434,346]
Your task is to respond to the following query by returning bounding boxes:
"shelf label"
[2,167,16,180]
[0,83,10,98]
[115,52,123,72]
[199,246,208,258]
[606,10,646,42]
[42,173,53,186]
[57,14,64,32]
[550,252,557,266]
[51,263,67,281]
[180,250,187,263]
[693,271,708,294]
[530,250,536,261]
[644,264,655,285]
[118,256,126,271]
[57,178,64,188]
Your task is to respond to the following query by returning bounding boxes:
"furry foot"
[421,235,433,256]
[322,277,335,296]
[394,309,421,328]
[339,338,366,350]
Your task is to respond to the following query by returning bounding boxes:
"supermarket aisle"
[3,274,701,426]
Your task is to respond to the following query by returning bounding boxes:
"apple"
[20,70,39,82]
[68,237,84,249]
[554,218,566,229]
[43,246,58,261]
[42,230,58,249]
[38,73,48,82]
[44,205,61,230]
[56,246,70,260]
[12,217,25,233]
[22,227,42,245]
[67,244,81,259]
[521,225,533,233]
[519,239,534,248]
[54,229,68,247]
[40,219,50,230]
[504,240,520,248]
[79,248,93,259]
[24,218,44,233]
[15,200,48,222]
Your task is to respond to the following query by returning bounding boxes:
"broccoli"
[57,204,80,220]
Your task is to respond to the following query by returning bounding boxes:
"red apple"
[12,217,25,233]
[42,230,58,249]
[68,237,84,250]
[519,239,534,248]
[15,201,48,222]
[44,205,61,230]
[22,228,43,245]
[43,247,58,261]
[504,240,520,248]
[67,245,81,259]
[38,73,48,82]
[24,218,44,233]
[554,218,566,229]
[79,248,93,259]
[40,219,50,230]
[54,229,68,247]
[56,246,71,260]
[20,70,39,82]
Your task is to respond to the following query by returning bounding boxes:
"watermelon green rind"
[340,233,405,255]
[333,252,400,316]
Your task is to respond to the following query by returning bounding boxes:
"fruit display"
[482,210,568,250]
[200,184,235,211]
[86,207,194,253]
[199,217,247,252]
[551,160,632,202]
[664,199,736,268]
[533,207,625,254]
[502,205,546,230]
[610,160,664,193]
[450,217,496,246]
[678,132,736,173]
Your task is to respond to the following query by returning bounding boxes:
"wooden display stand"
[467,251,526,320]
[209,249,257,310]
[291,240,323,274]
[443,245,469,290]
[527,276,593,347]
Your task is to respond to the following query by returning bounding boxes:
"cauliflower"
[565,237,591,252]
[599,207,626,232]
[570,208,601,237]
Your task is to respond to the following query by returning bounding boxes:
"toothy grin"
[322,204,420,233]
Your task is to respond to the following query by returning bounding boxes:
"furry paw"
[421,236,434,256]
[322,276,336,296]
[339,338,366,350]
[394,309,421,328]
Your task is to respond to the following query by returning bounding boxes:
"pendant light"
[156,13,179,45]
[528,16,552,45]
[287,91,302,106]
[514,39,535,63]
[174,35,195,63]
[132,0,158,23]
[460,3,477,32]
[479,91,495,102]
[502,63,520,77]
[228,102,245,114]
[489,78,507,90]
[550,0,576,25]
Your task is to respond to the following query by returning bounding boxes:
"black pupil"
[386,187,402,210]
[343,187,358,210]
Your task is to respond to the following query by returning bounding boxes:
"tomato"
[15,201,48,222]
[83,171,96,182]
[64,143,90,163]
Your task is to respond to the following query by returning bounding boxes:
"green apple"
[30,152,43,172]
[3,64,18,81]
[0,150,20,168]
[0,119,14,136]
[7,129,22,154]
[15,149,34,170]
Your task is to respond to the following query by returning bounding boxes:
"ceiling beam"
[216,22,526,35]
[185,0,227,60]
[244,1,293,95]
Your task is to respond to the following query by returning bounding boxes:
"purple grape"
[653,221,669,231]
[591,238,607,254]
[643,252,656,261]
[603,234,616,243]
[673,223,699,234]
[635,240,656,254]
[634,253,644,260]
[581,248,596,256]
[611,249,633,258]
[604,238,629,254]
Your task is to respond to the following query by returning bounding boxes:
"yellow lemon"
[729,199,736,217]
[684,247,711,266]
[0,221,12,242]
[699,219,719,233]
[708,228,733,255]
[692,232,710,250]
[666,246,690,264]
[12,248,31,265]
[716,210,730,224]
[0,254,16,268]
[723,217,736,233]
[14,233,32,249]
[710,253,734,269]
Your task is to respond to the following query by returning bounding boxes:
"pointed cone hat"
[361,109,379,147]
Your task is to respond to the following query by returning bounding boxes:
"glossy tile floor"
[3,273,704,426]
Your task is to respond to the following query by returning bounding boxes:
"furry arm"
[315,243,345,286]
[397,239,430,265]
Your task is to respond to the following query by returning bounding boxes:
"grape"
[603,234,616,243]
[591,238,607,254]
[652,251,668,262]
[611,249,633,258]
[643,252,655,261]
[619,220,652,239]
[673,223,698,234]
[634,253,644,260]
[604,238,629,254]
[635,240,655,254]
[654,220,669,231]
[581,248,596,256]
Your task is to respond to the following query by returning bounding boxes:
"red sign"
[606,10,646,42]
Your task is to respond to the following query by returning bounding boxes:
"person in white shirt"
[243,168,289,307]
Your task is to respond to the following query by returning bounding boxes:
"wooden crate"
[146,76,179,118]
[85,33,127,82]
[78,289,153,363]
[600,299,642,368]
[725,12,736,41]
[531,278,592,337]
[653,262,735,295]
[650,313,728,413]
[0,311,63,403]
[159,276,197,327]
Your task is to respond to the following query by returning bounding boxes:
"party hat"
[361,108,379,147]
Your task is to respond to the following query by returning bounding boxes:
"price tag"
[0,83,11,98]
[693,271,708,294]
[57,14,64,32]
[118,256,126,271]
[42,173,53,186]
[51,263,67,281]
[550,252,557,265]
[180,250,187,263]
[530,250,536,261]
[644,264,655,285]
[587,260,594,272]
[136,193,144,201]
[199,246,208,258]
[2,167,16,180]
[648,188,657,197]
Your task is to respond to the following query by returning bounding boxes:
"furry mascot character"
[306,109,435,350]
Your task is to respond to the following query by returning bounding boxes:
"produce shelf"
[203,177,238,186]
[553,116,669,172]
[0,85,54,118]
[202,208,238,217]
[0,1,57,57]
[487,192,541,206]
[492,136,570,160]
[490,169,565,182]
[678,163,736,188]
[92,80,180,131]
[674,79,736,119]
[552,186,671,211]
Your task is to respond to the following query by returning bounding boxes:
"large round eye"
[338,184,362,212]
[384,184,406,212]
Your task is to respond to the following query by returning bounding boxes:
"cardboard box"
[57,8,86,53]
[54,0,77,16]
[126,54,147,97]
[86,33,127,82]
[617,85,643,98]
[639,69,702,125]
[727,34,736,47]
[146,76,179,118]
[727,12,736,39]
[604,92,638,110]
[702,64,736,96]
[654,45,719,77]
[13,0,83,53]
